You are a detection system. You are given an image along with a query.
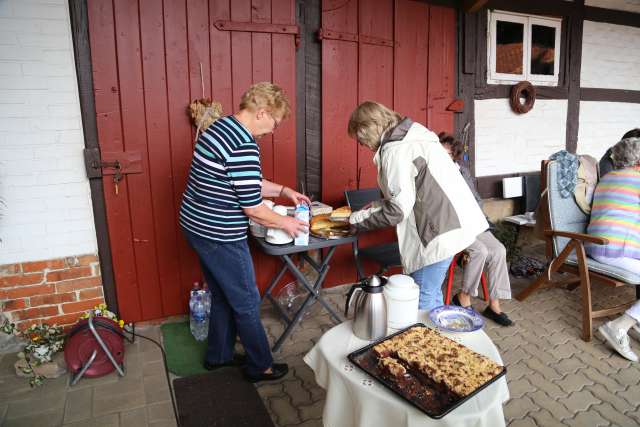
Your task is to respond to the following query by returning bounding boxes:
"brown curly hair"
[438,132,464,162]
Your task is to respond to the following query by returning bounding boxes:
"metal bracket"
[317,28,394,47]
[84,148,143,178]
[213,20,301,48]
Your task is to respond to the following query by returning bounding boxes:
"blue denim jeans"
[410,257,453,311]
[183,229,273,376]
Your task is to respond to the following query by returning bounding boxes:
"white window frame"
[487,10,562,86]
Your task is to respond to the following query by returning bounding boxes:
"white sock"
[609,314,637,332]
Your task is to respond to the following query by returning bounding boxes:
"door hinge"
[317,28,393,47]
[213,20,301,49]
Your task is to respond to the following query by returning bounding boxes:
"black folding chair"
[345,189,402,280]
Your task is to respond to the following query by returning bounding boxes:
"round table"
[303,312,510,427]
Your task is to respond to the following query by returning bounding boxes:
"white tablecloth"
[304,312,510,427]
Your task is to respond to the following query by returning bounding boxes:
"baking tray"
[347,323,506,419]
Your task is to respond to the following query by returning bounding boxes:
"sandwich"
[330,206,352,222]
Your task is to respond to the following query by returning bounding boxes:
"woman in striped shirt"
[180,82,310,382]
[588,137,640,362]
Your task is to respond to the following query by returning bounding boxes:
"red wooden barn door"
[321,0,457,285]
[87,0,297,322]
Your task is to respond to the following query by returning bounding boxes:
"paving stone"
[143,374,171,404]
[593,402,638,427]
[0,353,18,377]
[554,356,587,375]
[582,366,627,392]
[508,378,536,399]
[146,401,174,423]
[6,391,66,419]
[507,415,538,427]
[63,387,93,423]
[562,389,601,413]
[504,361,535,382]
[504,395,535,421]
[148,420,177,427]
[553,372,594,394]
[525,357,563,381]
[63,414,120,427]
[614,365,640,388]
[527,408,565,427]
[562,411,608,427]
[120,407,148,427]
[282,378,313,407]
[527,390,573,420]
[269,396,301,426]
[0,403,7,423]
[3,408,65,427]
[527,372,569,399]
[589,383,635,413]
[256,382,286,398]
[142,360,165,378]
[298,400,324,423]
[93,376,145,417]
[293,419,323,427]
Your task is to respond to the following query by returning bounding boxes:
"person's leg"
[199,260,238,365]
[460,238,488,306]
[208,240,274,376]
[476,231,512,313]
[411,256,453,311]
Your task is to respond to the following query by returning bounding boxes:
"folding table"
[253,234,357,352]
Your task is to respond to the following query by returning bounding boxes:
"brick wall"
[0,254,103,330]
[577,101,640,159]
[581,20,640,90]
[585,0,640,13]
[0,0,98,265]
[473,99,568,177]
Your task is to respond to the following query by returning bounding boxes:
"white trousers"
[592,255,640,322]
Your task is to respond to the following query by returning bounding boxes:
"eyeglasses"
[267,112,281,131]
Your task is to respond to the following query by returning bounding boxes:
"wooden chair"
[515,160,640,341]
[344,189,402,280]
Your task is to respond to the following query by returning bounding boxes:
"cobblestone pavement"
[1,242,639,427]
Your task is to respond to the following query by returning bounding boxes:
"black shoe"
[203,353,247,371]
[482,307,514,326]
[452,293,466,308]
[244,363,289,383]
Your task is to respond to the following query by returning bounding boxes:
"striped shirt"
[179,116,263,242]
[586,168,640,259]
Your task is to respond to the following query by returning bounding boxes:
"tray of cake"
[347,323,506,419]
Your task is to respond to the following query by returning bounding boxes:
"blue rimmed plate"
[429,305,484,332]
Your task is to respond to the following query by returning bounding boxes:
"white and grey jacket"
[349,118,488,274]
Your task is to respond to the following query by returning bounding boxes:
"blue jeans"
[410,257,453,311]
[183,229,273,376]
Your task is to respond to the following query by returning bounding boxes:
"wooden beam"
[463,0,488,13]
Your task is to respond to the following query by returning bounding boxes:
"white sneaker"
[598,322,639,362]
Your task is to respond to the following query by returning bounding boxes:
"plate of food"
[309,211,353,239]
[428,305,484,333]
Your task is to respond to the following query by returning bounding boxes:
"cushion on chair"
[565,255,640,285]
[547,161,590,257]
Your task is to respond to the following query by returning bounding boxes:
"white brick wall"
[581,21,640,90]
[0,0,97,264]
[474,99,568,177]
[577,101,640,159]
[585,0,640,13]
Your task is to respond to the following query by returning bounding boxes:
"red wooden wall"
[321,0,457,285]
[87,0,298,322]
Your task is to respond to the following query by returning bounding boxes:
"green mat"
[160,321,208,376]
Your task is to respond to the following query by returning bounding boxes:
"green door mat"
[160,321,208,376]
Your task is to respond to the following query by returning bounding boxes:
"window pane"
[496,20,524,74]
[531,24,555,75]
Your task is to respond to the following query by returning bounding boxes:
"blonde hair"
[239,82,291,119]
[347,101,402,150]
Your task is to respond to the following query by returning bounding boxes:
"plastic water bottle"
[189,282,208,341]
[202,282,212,317]
[294,204,310,246]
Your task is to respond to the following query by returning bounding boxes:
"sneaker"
[598,322,639,362]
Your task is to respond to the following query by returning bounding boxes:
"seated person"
[588,136,640,361]
[439,133,513,326]
[599,128,640,178]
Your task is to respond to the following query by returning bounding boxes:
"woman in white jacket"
[348,101,488,311]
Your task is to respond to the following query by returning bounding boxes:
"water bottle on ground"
[189,282,208,341]
[202,282,212,317]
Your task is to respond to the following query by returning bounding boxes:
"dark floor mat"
[173,368,275,427]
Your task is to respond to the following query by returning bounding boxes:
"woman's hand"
[282,186,311,206]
